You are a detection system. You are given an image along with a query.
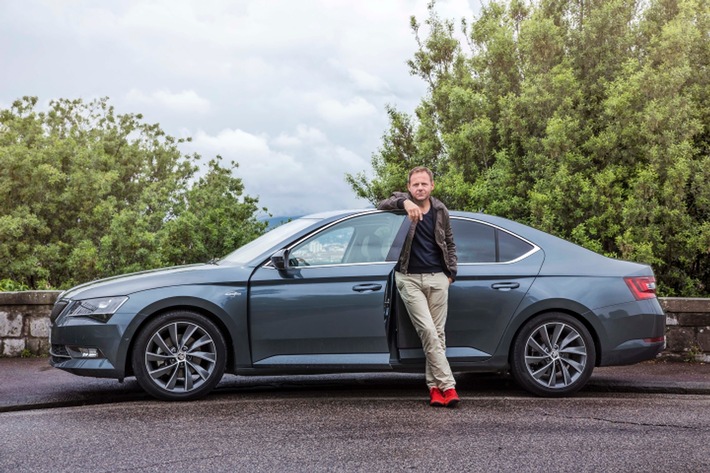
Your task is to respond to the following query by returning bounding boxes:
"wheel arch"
[506,303,603,368]
[123,300,238,378]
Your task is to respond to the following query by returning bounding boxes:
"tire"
[131,311,226,401]
[511,313,596,397]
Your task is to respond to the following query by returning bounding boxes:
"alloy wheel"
[143,320,218,394]
[523,321,588,389]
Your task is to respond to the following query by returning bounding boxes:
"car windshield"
[220,218,319,265]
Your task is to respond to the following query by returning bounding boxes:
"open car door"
[391,217,542,365]
[248,212,408,370]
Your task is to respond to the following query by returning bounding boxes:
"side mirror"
[271,249,290,270]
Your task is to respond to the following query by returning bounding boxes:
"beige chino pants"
[395,271,456,391]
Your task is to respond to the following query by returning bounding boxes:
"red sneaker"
[443,388,460,408]
[429,387,445,407]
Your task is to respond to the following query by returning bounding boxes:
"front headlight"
[66,296,128,322]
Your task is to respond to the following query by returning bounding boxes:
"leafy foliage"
[0,97,267,289]
[0,279,29,291]
[349,0,710,296]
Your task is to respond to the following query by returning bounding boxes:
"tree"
[349,0,709,296]
[159,157,267,266]
[0,97,267,289]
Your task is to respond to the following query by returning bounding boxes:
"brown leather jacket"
[377,191,457,281]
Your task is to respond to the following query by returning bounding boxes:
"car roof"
[300,209,535,237]
[301,208,374,220]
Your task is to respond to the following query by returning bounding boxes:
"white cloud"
[188,126,369,216]
[193,128,270,156]
[126,89,211,114]
[317,97,378,123]
[0,0,483,215]
[273,125,327,149]
[348,68,392,94]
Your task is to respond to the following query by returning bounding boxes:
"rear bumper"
[599,338,665,366]
[594,298,666,366]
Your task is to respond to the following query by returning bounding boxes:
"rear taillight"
[624,276,657,300]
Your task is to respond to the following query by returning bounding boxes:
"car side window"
[452,218,534,263]
[451,219,496,263]
[498,229,534,262]
[289,213,405,266]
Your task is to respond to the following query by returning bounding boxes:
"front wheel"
[132,311,226,401]
[511,313,596,397]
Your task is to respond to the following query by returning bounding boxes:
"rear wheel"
[511,313,596,397]
[131,311,226,401]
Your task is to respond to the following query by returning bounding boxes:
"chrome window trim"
[261,212,541,269]
[264,261,396,270]
[451,216,541,265]
[261,210,403,269]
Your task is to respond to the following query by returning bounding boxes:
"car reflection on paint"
[49,209,665,400]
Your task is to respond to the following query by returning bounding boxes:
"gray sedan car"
[49,209,665,400]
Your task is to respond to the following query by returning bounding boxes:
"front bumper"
[49,356,122,379]
[50,311,131,379]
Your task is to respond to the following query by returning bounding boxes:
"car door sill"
[398,346,491,362]
[253,353,391,367]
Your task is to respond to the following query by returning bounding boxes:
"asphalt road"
[2,357,710,412]
[1,358,710,471]
[1,390,708,472]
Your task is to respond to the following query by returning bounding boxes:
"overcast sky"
[0,0,481,217]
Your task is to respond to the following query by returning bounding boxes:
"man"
[378,166,459,408]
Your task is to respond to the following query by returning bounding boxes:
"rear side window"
[451,219,496,263]
[498,230,534,262]
[451,218,534,263]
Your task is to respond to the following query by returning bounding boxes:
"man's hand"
[403,199,424,222]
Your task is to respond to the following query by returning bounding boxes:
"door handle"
[491,282,520,291]
[352,283,383,293]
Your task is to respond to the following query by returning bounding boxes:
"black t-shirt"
[407,208,444,274]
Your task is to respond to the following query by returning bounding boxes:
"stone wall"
[0,291,60,357]
[660,298,710,362]
[1,291,709,360]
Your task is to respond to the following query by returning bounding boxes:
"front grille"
[49,300,70,323]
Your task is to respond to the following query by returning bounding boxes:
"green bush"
[349,0,710,296]
[0,279,29,292]
[0,97,267,289]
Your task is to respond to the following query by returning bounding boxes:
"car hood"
[60,263,254,300]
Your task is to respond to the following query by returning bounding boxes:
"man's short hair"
[408,166,434,184]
